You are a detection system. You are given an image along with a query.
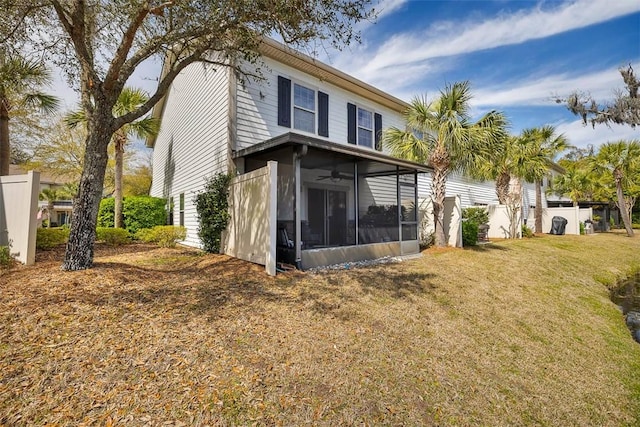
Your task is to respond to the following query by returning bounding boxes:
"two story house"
[148,38,545,273]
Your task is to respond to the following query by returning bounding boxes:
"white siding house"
[149,38,556,270]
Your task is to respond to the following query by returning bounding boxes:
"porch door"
[308,188,347,247]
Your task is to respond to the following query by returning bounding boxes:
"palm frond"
[23,92,59,113]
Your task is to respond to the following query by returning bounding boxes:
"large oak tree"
[3,0,374,270]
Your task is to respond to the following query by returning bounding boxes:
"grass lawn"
[1,233,639,426]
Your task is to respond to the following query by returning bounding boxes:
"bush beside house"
[137,226,187,248]
[195,173,232,253]
[96,227,130,245]
[462,207,489,246]
[98,196,166,233]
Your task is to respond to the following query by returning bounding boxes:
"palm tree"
[549,159,593,207]
[477,133,549,237]
[67,87,159,228]
[521,126,569,233]
[0,52,58,175]
[593,140,640,237]
[384,81,507,247]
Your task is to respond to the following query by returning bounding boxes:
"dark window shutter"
[374,113,382,151]
[318,91,329,137]
[278,76,291,128]
[347,103,356,144]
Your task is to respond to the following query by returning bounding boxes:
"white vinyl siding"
[418,172,542,210]
[149,60,230,248]
[235,56,405,153]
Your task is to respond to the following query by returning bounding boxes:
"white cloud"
[472,65,630,107]
[375,0,408,19]
[555,119,638,149]
[337,0,640,87]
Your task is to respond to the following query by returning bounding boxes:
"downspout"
[293,144,307,269]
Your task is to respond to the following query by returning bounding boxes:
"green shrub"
[462,207,489,225]
[633,223,640,230]
[96,227,130,245]
[579,222,585,235]
[123,196,167,233]
[1,245,13,269]
[521,224,534,238]
[462,221,479,247]
[136,226,187,248]
[195,173,233,253]
[98,196,166,233]
[97,197,116,228]
[36,227,70,250]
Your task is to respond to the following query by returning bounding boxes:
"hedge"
[36,228,70,250]
[137,226,187,248]
[98,196,167,233]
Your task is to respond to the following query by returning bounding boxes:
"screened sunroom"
[233,132,429,270]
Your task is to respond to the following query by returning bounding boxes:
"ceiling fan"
[317,168,353,181]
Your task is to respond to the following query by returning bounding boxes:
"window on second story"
[293,83,315,133]
[347,102,383,151]
[357,107,373,148]
[278,76,329,137]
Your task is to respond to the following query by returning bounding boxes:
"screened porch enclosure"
[235,133,426,269]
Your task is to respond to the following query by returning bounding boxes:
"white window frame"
[292,81,317,135]
[356,105,374,148]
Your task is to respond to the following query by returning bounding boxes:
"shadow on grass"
[465,243,510,252]
[346,268,437,298]
[15,245,440,322]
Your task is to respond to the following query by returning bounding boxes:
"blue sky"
[52,0,639,152]
[320,0,640,150]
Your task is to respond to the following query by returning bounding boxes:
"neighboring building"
[148,38,555,270]
[9,164,73,227]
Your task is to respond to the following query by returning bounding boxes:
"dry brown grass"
[1,234,639,426]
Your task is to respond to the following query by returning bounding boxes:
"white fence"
[526,206,592,235]
[419,195,462,247]
[222,161,277,275]
[0,171,40,265]
[484,204,593,238]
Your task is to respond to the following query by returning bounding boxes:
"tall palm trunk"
[431,166,448,247]
[614,169,634,237]
[495,171,510,204]
[535,180,543,233]
[113,130,126,229]
[430,147,450,247]
[63,114,113,270]
[0,93,10,176]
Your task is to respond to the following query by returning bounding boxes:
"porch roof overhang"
[233,132,432,174]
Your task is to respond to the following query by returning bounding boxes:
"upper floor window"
[357,107,373,148]
[348,102,383,151]
[293,83,315,133]
[278,76,329,137]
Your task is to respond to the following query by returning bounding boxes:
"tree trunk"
[48,200,54,228]
[495,172,510,204]
[535,180,543,234]
[114,131,126,229]
[507,176,522,238]
[62,117,113,271]
[432,166,448,247]
[0,94,10,176]
[615,171,634,237]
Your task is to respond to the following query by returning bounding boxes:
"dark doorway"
[307,188,348,247]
